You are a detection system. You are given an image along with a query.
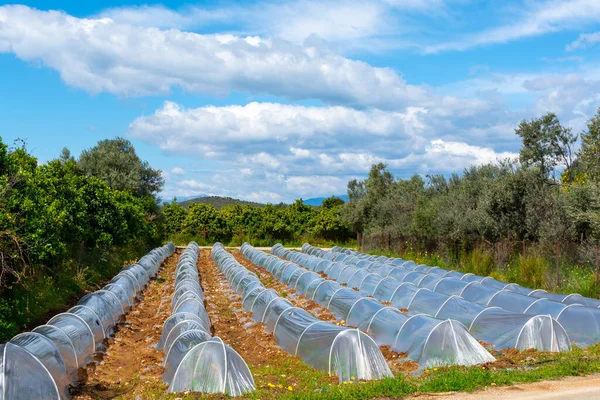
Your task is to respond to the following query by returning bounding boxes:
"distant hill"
[303,195,348,206]
[178,196,265,209]
[163,194,348,208]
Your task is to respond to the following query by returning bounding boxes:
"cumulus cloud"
[171,167,186,175]
[130,101,524,201]
[425,139,518,167]
[0,5,453,109]
[128,101,430,157]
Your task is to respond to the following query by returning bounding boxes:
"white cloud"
[171,167,186,175]
[567,31,600,50]
[128,101,430,158]
[98,0,448,48]
[423,0,600,53]
[97,4,232,30]
[426,139,518,167]
[0,5,446,108]
[131,100,528,201]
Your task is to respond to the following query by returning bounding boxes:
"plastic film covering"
[212,243,392,382]
[323,244,598,348]
[248,244,494,368]
[284,244,571,352]
[0,343,61,400]
[160,242,255,397]
[0,242,175,400]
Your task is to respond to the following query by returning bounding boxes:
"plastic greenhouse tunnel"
[212,243,393,382]
[0,243,175,400]
[312,244,600,348]
[240,243,496,369]
[159,242,255,397]
[277,244,572,352]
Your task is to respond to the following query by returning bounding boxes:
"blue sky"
[1,0,600,202]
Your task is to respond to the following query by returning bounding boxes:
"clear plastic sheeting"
[282,244,572,352]
[0,242,175,400]
[212,243,393,382]
[0,343,61,400]
[242,243,494,369]
[321,244,600,348]
[170,337,255,395]
[159,242,255,397]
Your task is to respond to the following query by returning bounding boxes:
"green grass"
[365,246,600,299]
[121,345,600,399]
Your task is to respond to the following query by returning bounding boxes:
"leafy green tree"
[285,200,316,236]
[183,203,231,242]
[322,196,345,209]
[309,206,351,242]
[78,137,164,198]
[515,113,577,181]
[579,108,600,183]
[162,200,188,236]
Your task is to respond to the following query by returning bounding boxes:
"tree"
[162,200,188,236]
[309,206,351,242]
[58,147,74,163]
[322,196,345,209]
[183,203,231,242]
[78,137,164,199]
[515,113,577,182]
[579,108,600,183]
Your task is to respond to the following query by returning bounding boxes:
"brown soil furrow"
[231,250,339,324]
[72,253,179,399]
[197,249,337,393]
[231,250,416,374]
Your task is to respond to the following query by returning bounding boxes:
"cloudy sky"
[1,1,600,202]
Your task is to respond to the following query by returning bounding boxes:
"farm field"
[3,1,600,398]
[33,245,598,399]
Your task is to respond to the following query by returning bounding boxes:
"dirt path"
[72,253,179,399]
[231,250,417,374]
[197,249,338,395]
[231,250,339,324]
[409,374,600,400]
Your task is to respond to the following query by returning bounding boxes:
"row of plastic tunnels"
[0,243,175,399]
[294,243,600,349]
[4,240,600,398]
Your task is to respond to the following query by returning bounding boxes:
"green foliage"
[347,111,600,295]
[517,254,548,289]
[78,137,164,199]
[183,203,231,243]
[515,112,577,181]
[578,108,600,183]
[179,195,264,209]
[162,200,187,236]
[0,137,159,340]
[322,196,345,209]
[163,197,352,246]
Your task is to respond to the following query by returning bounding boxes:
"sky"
[1,1,600,203]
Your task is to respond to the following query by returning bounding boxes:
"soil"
[231,250,339,324]
[71,253,179,399]
[230,250,412,372]
[197,249,338,393]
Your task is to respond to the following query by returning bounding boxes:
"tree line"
[162,196,352,246]
[3,107,599,338]
[0,137,163,339]
[342,109,600,295]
